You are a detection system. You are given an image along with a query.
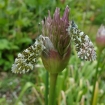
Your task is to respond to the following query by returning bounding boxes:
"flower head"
[11,6,96,74]
[42,6,70,56]
[41,6,71,73]
[96,25,105,51]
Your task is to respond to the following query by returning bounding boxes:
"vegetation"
[0,0,105,105]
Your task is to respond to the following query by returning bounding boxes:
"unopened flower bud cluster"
[67,21,96,61]
[11,35,46,73]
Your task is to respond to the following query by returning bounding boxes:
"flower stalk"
[48,73,58,105]
[91,81,99,105]
[45,71,49,105]
[91,25,105,105]
[91,49,100,105]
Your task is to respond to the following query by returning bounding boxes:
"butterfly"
[67,20,96,61]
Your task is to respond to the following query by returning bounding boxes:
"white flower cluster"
[67,21,96,61]
[12,35,46,73]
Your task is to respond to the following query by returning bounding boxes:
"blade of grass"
[15,82,43,105]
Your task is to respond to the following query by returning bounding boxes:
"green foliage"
[0,0,105,105]
[0,0,104,70]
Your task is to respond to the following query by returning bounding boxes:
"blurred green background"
[0,0,105,105]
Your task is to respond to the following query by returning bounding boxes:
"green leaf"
[0,0,5,8]
[0,39,10,50]
[0,18,8,26]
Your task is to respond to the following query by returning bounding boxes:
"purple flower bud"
[96,25,105,51]
[41,6,71,73]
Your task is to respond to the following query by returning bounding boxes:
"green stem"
[48,73,58,105]
[91,51,100,105]
[45,71,49,105]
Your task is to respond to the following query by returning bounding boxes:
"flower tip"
[65,5,69,10]
[65,5,70,12]
[54,7,60,15]
[66,5,69,7]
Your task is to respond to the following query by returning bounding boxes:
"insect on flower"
[67,20,96,61]
[11,35,46,73]
[11,6,96,74]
